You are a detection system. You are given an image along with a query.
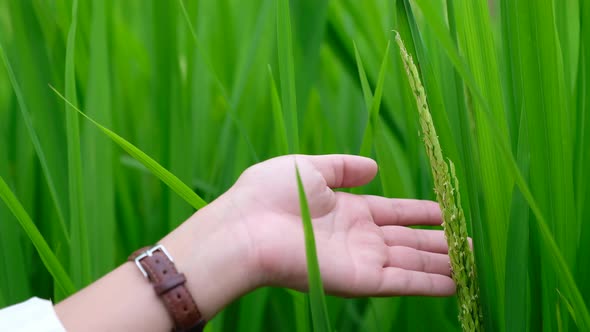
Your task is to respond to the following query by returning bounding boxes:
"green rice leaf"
[65,0,91,288]
[177,0,227,99]
[295,164,331,332]
[0,103,31,303]
[499,0,575,328]
[353,41,412,200]
[237,288,270,332]
[498,131,590,329]
[450,0,512,327]
[0,175,76,296]
[576,0,590,313]
[0,40,70,245]
[83,0,115,277]
[230,0,273,107]
[504,110,530,332]
[409,0,486,110]
[268,65,290,155]
[359,41,389,158]
[557,289,577,326]
[178,0,259,165]
[277,0,299,153]
[521,191,590,330]
[374,118,413,198]
[352,41,373,110]
[49,86,208,211]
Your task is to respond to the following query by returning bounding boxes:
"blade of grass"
[0,175,75,296]
[554,1,580,94]
[83,0,115,278]
[178,2,260,206]
[499,0,576,329]
[177,0,259,163]
[360,297,401,331]
[0,107,31,304]
[268,65,290,155]
[229,0,273,108]
[290,0,329,116]
[278,2,305,326]
[154,1,195,230]
[352,40,413,198]
[3,2,73,270]
[576,0,590,308]
[277,0,299,153]
[409,0,489,111]
[177,0,230,96]
[50,86,208,210]
[504,109,530,332]
[374,119,414,198]
[325,4,407,150]
[0,41,69,245]
[295,163,331,332]
[237,288,271,332]
[358,40,389,158]
[352,42,373,110]
[450,1,512,324]
[557,289,578,326]
[65,0,91,288]
[0,200,31,304]
[502,132,590,331]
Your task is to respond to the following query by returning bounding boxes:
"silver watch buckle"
[134,244,174,278]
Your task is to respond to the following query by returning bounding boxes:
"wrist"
[159,193,260,320]
[54,194,259,331]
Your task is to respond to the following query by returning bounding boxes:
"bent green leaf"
[49,86,207,210]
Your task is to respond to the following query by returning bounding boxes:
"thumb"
[304,154,378,188]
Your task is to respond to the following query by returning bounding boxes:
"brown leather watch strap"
[129,245,206,332]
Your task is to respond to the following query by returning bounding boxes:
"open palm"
[226,154,455,297]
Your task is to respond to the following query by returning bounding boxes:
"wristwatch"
[129,244,206,332]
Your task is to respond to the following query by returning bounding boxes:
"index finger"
[362,196,442,226]
[377,267,456,296]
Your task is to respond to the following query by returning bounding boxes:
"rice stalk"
[395,32,483,331]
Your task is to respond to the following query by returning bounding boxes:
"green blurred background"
[1,0,589,331]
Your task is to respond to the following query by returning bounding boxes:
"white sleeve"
[0,297,66,332]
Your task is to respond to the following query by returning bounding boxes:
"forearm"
[55,262,173,331]
[55,196,257,331]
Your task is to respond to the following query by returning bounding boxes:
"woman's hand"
[164,155,455,321]
[221,154,454,296]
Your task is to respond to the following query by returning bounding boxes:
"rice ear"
[395,32,483,331]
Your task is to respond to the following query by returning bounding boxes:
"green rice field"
[1,0,589,331]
